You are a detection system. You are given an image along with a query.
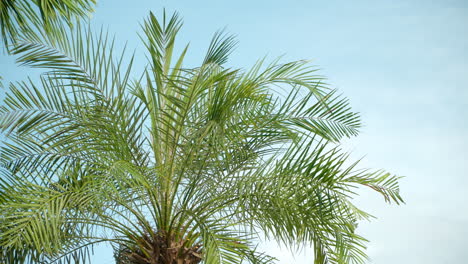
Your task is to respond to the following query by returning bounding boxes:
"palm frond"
[203,30,237,66]
[0,0,96,52]
[282,90,361,142]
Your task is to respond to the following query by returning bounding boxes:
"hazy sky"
[1,0,467,263]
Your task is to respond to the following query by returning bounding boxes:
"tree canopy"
[0,9,403,264]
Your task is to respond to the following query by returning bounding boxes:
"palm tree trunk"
[115,231,202,264]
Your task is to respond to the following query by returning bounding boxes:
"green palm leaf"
[0,0,96,52]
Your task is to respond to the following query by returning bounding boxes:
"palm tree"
[0,11,403,264]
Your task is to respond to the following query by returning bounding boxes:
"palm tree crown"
[0,11,403,264]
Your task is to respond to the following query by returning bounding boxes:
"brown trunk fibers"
[115,231,202,264]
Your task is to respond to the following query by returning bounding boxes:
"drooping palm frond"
[0,164,108,264]
[279,89,361,142]
[0,10,403,264]
[0,0,96,52]
[0,21,148,173]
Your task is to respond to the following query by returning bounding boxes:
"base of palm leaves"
[114,231,202,264]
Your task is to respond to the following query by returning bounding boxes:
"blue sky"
[1,0,467,263]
